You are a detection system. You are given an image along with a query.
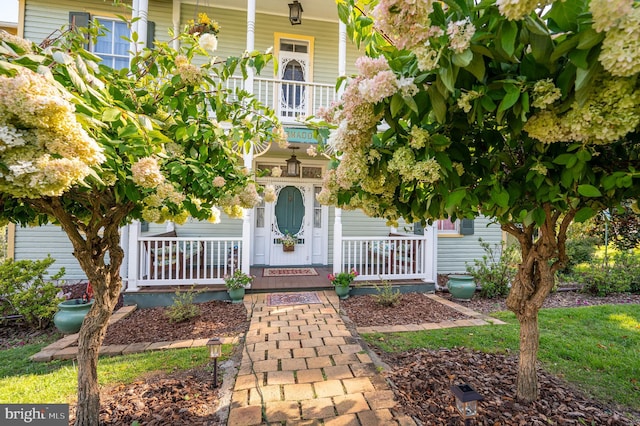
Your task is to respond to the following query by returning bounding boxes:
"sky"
[0,0,18,24]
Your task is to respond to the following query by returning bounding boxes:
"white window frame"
[92,17,129,70]
[437,219,460,235]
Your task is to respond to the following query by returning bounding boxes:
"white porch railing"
[136,236,242,286]
[341,236,429,281]
[223,76,337,121]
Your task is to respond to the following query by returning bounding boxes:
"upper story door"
[276,34,314,120]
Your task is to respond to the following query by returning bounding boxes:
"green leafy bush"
[466,239,518,299]
[0,256,65,328]
[166,286,201,323]
[371,280,401,307]
[563,237,599,273]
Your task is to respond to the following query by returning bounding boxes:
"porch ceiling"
[182,0,339,23]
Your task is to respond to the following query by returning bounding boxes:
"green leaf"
[533,207,546,226]
[545,0,584,32]
[499,20,518,57]
[492,189,510,208]
[102,108,121,122]
[577,28,605,50]
[438,67,456,94]
[553,154,574,165]
[464,52,485,81]
[497,84,520,112]
[390,93,404,117]
[574,207,596,222]
[429,87,447,123]
[445,188,467,213]
[577,184,602,197]
[403,95,419,115]
[452,49,473,67]
[550,36,579,63]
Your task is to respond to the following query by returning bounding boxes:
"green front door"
[275,186,304,236]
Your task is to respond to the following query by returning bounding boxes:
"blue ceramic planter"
[53,298,94,334]
[447,275,476,301]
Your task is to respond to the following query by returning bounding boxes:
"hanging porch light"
[288,1,303,25]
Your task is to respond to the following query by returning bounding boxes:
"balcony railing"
[341,235,429,281]
[135,236,242,286]
[223,76,338,122]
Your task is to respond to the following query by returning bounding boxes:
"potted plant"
[447,275,476,301]
[328,269,358,299]
[54,282,94,334]
[281,232,296,252]
[224,270,253,303]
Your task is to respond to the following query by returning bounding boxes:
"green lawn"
[363,304,640,410]
[0,339,233,403]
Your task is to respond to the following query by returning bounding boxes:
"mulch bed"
[68,367,223,425]
[379,347,638,425]
[102,300,248,346]
[341,292,470,327]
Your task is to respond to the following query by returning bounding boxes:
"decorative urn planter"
[447,275,476,301]
[53,298,94,334]
[228,288,246,304]
[334,285,350,300]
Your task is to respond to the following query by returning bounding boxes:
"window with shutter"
[68,12,156,69]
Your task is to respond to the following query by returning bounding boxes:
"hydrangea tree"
[0,19,280,425]
[318,0,640,402]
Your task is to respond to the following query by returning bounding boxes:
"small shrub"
[578,265,631,296]
[466,239,518,299]
[166,286,201,323]
[0,256,65,329]
[371,280,401,307]
[563,237,599,273]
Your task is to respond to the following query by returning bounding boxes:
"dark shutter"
[460,219,475,235]
[69,12,90,49]
[413,222,424,236]
[69,12,90,31]
[146,21,155,49]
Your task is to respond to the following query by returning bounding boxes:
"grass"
[363,304,640,411]
[0,339,234,404]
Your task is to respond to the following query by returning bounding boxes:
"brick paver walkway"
[229,291,416,425]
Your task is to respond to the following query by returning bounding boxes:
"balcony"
[223,76,338,123]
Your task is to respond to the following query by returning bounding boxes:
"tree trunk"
[504,205,574,403]
[515,312,539,402]
[74,277,120,426]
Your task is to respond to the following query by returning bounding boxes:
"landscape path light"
[207,337,222,388]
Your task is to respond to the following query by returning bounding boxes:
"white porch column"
[130,0,148,57]
[424,224,438,285]
[119,225,129,291]
[338,21,347,77]
[332,208,343,273]
[245,0,256,90]
[240,0,256,276]
[126,221,141,292]
[172,0,181,50]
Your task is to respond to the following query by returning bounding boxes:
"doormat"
[267,292,322,306]
[263,267,318,277]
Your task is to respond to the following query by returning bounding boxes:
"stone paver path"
[229,291,416,425]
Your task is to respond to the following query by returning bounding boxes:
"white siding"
[13,225,86,280]
[437,216,502,274]
[341,210,390,237]
[24,0,173,46]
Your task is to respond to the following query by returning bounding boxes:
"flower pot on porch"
[283,244,295,252]
[53,298,94,334]
[334,285,350,300]
[447,275,476,301]
[228,287,245,304]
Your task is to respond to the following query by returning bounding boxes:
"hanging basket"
[283,244,295,252]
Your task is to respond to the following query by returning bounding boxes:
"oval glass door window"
[275,186,304,235]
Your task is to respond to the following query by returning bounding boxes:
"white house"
[7,0,503,293]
